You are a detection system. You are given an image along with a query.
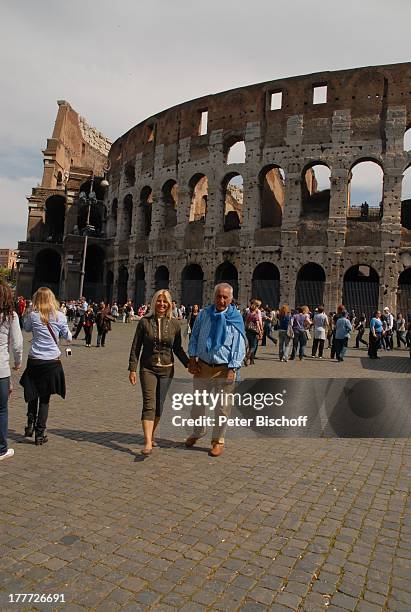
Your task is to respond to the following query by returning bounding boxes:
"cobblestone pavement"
[1,323,410,611]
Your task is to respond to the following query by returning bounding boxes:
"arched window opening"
[124,163,135,187]
[44,195,65,242]
[398,268,411,318]
[117,266,129,306]
[181,264,204,306]
[260,166,285,227]
[404,128,411,152]
[56,171,63,186]
[348,161,384,220]
[154,266,169,292]
[252,263,280,308]
[223,174,243,231]
[189,175,208,223]
[162,180,178,228]
[84,245,105,302]
[401,167,411,230]
[140,187,153,236]
[342,265,379,321]
[295,263,326,312]
[123,194,133,238]
[33,249,61,296]
[215,262,238,300]
[301,164,330,217]
[135,264,145,307]
[226,140,246,165]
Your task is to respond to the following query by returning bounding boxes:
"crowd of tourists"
[2,281,410,463]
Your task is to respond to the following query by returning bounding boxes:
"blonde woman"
[128,290,189,455]
[20,287,72,445]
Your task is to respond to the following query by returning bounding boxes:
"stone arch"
[397,267,411,317]
[84,244,105,302]
[301,162,331,217]
[223,173,243,231]
[252,262,280,308]
[348,159,384,217]
[215,261,238,300]
[140,186,153,236]
[181,264,204,306]
[79,177,107,202]
[154,266,169,291]
[44,195,66,242]
[33,248,61,296]
[401,166,411,230]
[295,263,326,311]
[134,263,145,307]
[259,165,285,228]
[117,265,129,305]
[342,264,380,321]
[162,179,178,228]
[189,174,208,223]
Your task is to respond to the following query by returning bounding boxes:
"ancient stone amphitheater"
[18,63,411,317]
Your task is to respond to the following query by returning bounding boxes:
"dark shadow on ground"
[360,355,411,374]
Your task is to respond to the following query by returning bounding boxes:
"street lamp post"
[78,168,109,299]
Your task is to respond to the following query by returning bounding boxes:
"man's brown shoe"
[209,442,224,457]
[185,436,198,448]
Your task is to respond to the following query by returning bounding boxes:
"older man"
[185,283,246,457]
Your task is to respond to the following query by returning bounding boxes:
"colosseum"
[17,63,411,318]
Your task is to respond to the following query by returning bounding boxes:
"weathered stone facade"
[105,63,411,315]
[18,64,411,315]
[17,101,112,300]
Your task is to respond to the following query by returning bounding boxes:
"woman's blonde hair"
[149,290,173,319]
[32,287,60,324]
[279,304,290,317]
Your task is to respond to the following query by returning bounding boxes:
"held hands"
[226,369,236,384]
[129,371,137,385]
[12,363,21,371]
[187,357,200,375]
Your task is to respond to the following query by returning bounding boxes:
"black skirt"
[20,358,66,403]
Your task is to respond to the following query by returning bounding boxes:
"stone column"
[381,167,403,250]
[240,175,258,248]
[327,170,348,250]
[281,172,300,251]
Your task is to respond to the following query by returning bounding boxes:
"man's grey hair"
[214,283,233,298]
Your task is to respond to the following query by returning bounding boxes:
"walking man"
[185,283,246,457]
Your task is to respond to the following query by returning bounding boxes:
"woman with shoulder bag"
[20,287,72,445]
[128,290,189,455]
[290,306,312,361]
[244,299,263,365]
[277,304,292,362]
[0,281,23,460]
[96,302,113,347]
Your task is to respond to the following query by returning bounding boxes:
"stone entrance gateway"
[251,263,280,308]
[215,262,238,300]
[33,249,61,297]
[181,264,203,307]
[295,263,325,312]
[342,265,380,321]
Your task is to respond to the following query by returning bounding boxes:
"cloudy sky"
[1,0,410,248]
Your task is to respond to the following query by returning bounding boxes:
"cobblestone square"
[1,323,410,611]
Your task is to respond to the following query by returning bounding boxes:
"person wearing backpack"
[0,281,23,460]
[20,287,72,445]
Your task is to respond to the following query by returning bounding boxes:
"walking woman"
[83,305,95,347]
[368,310,383,359]
[354,314,368,349]
[128,290,189,455]
[20,287,71,445]
[187,304,200,338]
[244,299,263,365]
[0,281,23,460]
[96,302,113,347]
[290,306,312,361]
[311,306,328,358]
[278,304,292,362]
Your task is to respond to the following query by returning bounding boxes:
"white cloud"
[0,176,38,248]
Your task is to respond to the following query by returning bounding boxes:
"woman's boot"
[24,415,36,437]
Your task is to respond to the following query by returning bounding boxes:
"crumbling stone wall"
[105,63,411,311]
